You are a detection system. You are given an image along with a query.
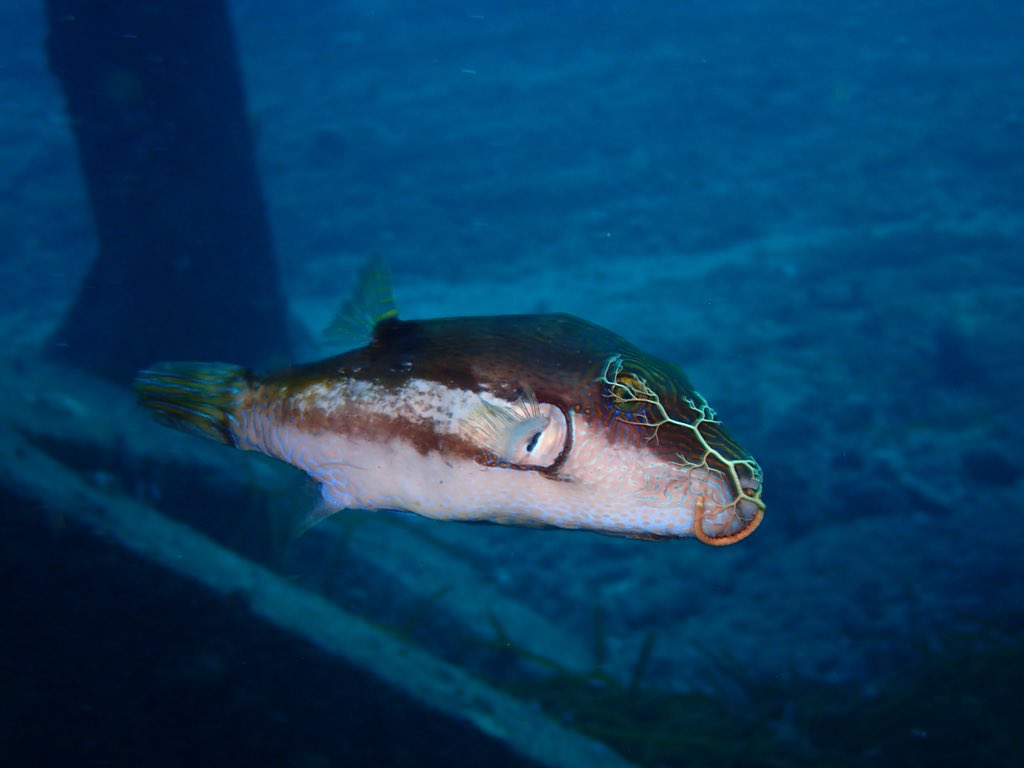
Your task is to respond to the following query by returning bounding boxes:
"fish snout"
[736,462,764,522]
[694,461,764,546]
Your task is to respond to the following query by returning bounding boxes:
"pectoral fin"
[460,389,569,468]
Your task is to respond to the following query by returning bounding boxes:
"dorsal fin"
[323,254,399,347]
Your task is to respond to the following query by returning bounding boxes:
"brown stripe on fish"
[236,376,487,463]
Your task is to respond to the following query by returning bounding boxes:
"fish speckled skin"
[137,311,764,545]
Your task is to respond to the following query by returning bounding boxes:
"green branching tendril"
[596,354,765,543]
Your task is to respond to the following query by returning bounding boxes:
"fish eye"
[605,368,652,413]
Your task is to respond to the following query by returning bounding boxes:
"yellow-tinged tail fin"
[134,362,249,445]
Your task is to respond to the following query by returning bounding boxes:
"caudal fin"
[134,362,250,445]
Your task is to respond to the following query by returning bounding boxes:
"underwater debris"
[481,612,1024,768]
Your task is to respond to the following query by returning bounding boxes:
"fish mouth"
[735,494,764,528]
[693,461,764,546]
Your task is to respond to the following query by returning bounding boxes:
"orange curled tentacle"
[692,494,765,547]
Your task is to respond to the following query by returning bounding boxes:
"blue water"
[2,1,1023,766]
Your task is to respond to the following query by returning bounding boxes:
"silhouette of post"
[45,0,291,382]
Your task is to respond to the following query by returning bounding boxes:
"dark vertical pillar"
[45,0,291,382]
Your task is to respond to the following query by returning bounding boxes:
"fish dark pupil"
[525,431,542,453]
[609,371,648,413]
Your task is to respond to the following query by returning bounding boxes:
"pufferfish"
[135,259,764,545]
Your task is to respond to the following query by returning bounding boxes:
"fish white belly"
[240,418,727,538]
[231,378,734,537]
